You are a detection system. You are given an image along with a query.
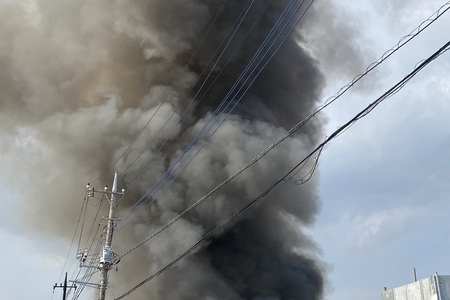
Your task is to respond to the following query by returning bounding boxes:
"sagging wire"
[117,0,312,230]
[115,0,260,209]
[116,0,258,186]
[115,40,450,300]
[56,190,88,284]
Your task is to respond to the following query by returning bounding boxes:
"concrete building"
[382,274,450,300]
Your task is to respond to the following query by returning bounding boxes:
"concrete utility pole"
[71,172,124,299]
[53,273,76,300]
[99,171,119,300]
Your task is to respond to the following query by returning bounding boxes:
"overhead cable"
[114,0,259,205]
[118,0,314,229]
[118,0,450,220]
[91,0,231,183]
[116,1,450,255]
[118,0,275,190]
[55,191,88,284]
[141,0,450,190]
[117,0,296,222]
[114,40,450,300]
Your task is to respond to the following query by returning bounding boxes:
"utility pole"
[99,171,119,300]
[53,273,77,300]
[71,172,123,300]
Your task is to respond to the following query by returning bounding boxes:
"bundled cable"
[114,39,450,300]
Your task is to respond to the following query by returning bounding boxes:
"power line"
[289,145,324,185]
[62,195,104,300]
[117,0,275,189]
[91,0,231,183]
[76,194,88,254]
[114,40,450,300]
[117,0,314,229]
[116,0,283,219]
[117,0,296,222]
[115,2,450,257]
[68,212,105,300]
[82,194,105,251]
[56,191,88,284]
[112,0,260,206]
[113,0,450,215]
[70,235,104,300]
[63,1,450,297]
[318,0,450,111]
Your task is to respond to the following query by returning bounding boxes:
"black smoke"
[0,0,367,299]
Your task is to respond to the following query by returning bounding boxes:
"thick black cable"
[114,40,450,299]
[117,0,448,256]
[68,2,450,297]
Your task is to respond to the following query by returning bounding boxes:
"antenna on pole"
[71,172,123,299]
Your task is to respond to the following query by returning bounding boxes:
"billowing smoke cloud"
[0,0,365,299]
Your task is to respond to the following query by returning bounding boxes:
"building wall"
[381,275,450,300]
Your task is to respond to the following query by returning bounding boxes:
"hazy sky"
[1,0,450,300]
[312,0,450,299]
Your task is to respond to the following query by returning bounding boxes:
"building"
[382,273,450,300]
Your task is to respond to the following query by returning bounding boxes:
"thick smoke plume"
[0,0,366,299]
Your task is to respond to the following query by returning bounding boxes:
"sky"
[311,0,450,299]
[0,0,450,300]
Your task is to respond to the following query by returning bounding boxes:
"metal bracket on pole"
[70,280,101,289]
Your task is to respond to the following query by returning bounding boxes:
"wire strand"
[56,191,88,284]
[117,0,309,228]
[114,40,450,299]
[117,0,274,190]
[92,0,231,183]
[116,3,450,256]
[114,0,258,205]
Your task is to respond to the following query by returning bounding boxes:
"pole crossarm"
[54,273,77,300]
